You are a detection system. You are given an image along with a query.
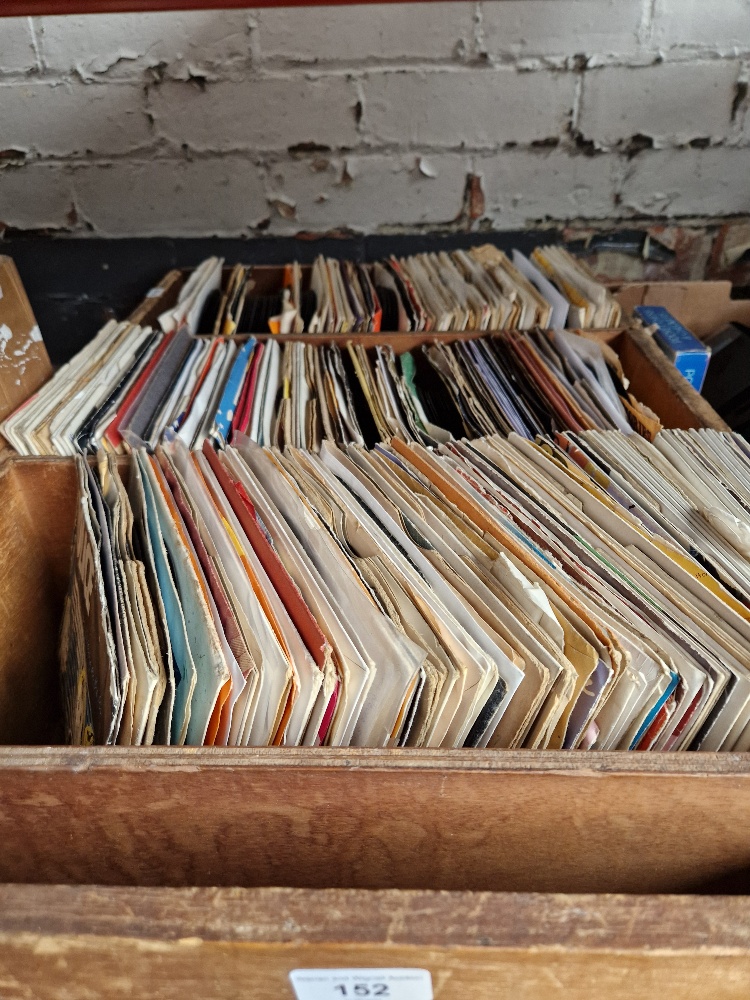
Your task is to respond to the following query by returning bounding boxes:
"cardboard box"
[614,280,750,341]
[588,324,727,432]
[0,256,53,425]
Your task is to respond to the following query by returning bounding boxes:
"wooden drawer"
[2,451,750,896]
[1,885,749,1000]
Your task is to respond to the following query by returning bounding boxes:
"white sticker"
[146,287,164,298]
[289,969,432,1000]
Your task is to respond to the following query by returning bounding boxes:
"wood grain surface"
[0,460,77,745]
[1,886,750,1000]
[0,747,749,893]
[619,324,730,431]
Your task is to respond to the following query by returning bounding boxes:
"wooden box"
[2,455,750,999]
[128,266,729,432]
[2,456,750,901]
[0,272,747,998]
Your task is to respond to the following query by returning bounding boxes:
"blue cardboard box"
[634,305,711,392]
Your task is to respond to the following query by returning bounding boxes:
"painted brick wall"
[0,1,748,237]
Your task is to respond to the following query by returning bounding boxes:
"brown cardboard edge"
[612,279,750,340]
[0,256,53,427]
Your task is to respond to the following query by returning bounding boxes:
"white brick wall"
[0,80,151,155]
[0,1,748,237]
[651,0,750,52]
[480,0,644,60]
[39,11,252,79]
[362,67,576,146]
[255,3,473,63]
[0,18,38,74]
[150,75,361,150]
[578,62,740,146]
[263,152,472,232]
[73,157,269,236]
[620,147,750,217]
[477,148,620,225]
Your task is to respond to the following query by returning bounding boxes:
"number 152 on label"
[289,968,433,1000]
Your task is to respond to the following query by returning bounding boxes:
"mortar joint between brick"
[638,0,657,47]
[25,16,44,76]
[257,54,475,73]
[17,55,749,93]
[736,61,750,136]
[18,130,750,172]
[570,73,583,133]
[473,1,486,62]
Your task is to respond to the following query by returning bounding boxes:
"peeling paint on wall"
[0,1,748,238]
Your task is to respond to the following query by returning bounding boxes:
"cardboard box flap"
[614,280,750,340]
[0,256,53,424]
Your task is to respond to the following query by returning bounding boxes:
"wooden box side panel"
[619,326,729,430]
[1,750,750,894]
[0,460,77,743]
[1,886,750,1000]
[127,269,183,329]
